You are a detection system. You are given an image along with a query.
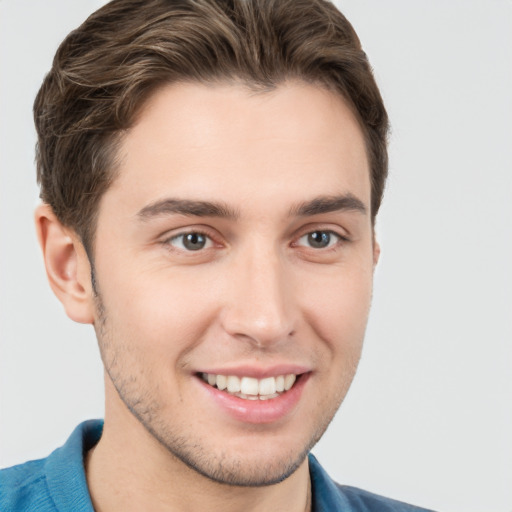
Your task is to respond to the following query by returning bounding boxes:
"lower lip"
[196,373,310,424]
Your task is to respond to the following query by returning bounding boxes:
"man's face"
[90,81,377,485]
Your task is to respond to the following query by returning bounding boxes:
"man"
[0,1,434,510]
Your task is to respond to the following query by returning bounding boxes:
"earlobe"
[35,204,95,324]
[373,239,381,268]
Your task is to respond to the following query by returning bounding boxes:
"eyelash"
[163,230,215,252]
[294,230,347,250]
[162,228,348,253]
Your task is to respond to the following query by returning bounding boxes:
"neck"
[85,384,311,512]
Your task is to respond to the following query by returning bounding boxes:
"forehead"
[102,81,370,218]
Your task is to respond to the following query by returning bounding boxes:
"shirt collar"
[308,452,353,511]
[44,419,102,512]
[44,420,348,512]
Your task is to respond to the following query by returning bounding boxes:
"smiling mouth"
[199,372,299,400]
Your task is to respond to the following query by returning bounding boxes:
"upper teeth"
[202,373,297,398]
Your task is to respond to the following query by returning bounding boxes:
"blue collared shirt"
[0,420,434,511]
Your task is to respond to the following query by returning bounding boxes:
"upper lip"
[196,364,311,379]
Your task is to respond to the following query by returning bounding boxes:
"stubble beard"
[92,284,356,488]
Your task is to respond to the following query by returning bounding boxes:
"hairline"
[77,76,378,262]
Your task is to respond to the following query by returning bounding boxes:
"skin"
[36,81,379,512]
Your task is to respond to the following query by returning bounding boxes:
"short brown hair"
[34,0,389,253]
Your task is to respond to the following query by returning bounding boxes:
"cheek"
[97,262,223,359]
[95,273,215,406]
[301,262,374,343]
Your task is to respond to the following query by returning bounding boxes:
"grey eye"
[183,233,207,250]
[298,230,339,249]
[170,232,212,251]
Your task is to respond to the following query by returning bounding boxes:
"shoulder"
[0,420,102,512]
[308,453,435,512]
[335,484,435,512]
[0,458,56,512]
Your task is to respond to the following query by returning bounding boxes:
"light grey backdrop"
[1,2,511,511]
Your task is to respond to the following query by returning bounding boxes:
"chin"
[143,415,319,487]
[172,442,312,487]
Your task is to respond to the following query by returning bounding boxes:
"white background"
[1,2,511,511]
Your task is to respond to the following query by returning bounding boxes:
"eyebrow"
[137,193,366,222]
[290,194,367,217]
[137,198,239,220]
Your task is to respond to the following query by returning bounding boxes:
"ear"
[35,203,95,324]
[372,237,381,268]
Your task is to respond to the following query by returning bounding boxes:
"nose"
[220,245,297,348]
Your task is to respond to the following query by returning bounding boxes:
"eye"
[297,230,341,249]
[167,232,213,251]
